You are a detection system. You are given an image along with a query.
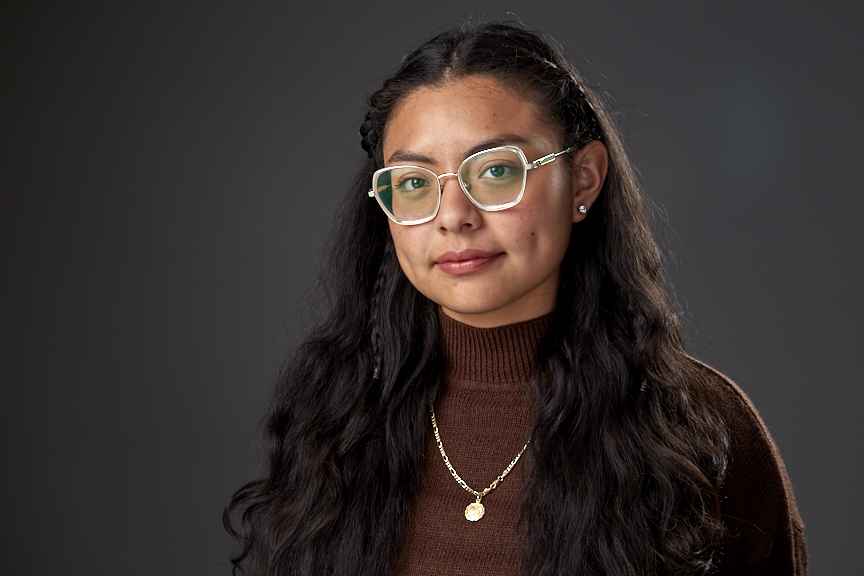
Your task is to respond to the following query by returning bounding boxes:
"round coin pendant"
[465,501,485,522]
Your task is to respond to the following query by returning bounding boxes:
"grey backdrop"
[4,1,861,574]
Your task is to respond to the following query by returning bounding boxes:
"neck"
[437,305,553,389]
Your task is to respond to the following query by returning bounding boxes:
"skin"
[381,74,608,328]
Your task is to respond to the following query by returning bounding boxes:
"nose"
[435,173,482,232]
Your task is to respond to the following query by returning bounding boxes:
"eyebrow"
[385,133,534,165]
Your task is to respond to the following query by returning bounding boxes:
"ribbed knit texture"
[392,308,808,576]
[392,307,551,576]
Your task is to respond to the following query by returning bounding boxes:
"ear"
[569,140,608,222]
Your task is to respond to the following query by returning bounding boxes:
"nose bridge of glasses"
[436,171,472,197]
[436,171,459,183]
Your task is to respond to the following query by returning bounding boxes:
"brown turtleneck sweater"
[392,307,808,575]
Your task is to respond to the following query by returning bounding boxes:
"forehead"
[381,75,557,165]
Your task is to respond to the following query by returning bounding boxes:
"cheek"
[388,226,424,277]
[505,205,571,261]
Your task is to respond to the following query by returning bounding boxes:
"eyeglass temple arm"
[528,145,576,170]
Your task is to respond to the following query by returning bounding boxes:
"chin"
[436,295,513,316]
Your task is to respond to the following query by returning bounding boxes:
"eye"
[479,164,516,179]
[397,176,429,192]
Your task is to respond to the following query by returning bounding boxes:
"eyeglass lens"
[373,147,526,222]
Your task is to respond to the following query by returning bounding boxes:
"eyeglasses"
[367,144,575,225]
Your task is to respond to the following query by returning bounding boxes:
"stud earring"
[578,204,588,214]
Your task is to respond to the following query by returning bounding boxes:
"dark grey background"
[4,1,861,574]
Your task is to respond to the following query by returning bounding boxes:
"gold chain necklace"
[430,406,531,522]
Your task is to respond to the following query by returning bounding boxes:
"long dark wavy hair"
[224,19,731,576]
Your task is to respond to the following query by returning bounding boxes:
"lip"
[434,249,504,276]
[434,249,502,264]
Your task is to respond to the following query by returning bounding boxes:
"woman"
[223,21,808,576]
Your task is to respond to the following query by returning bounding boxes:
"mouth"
[434,252,504,276]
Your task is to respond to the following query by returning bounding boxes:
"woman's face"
[381,74,606,328]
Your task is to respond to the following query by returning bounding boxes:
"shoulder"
[681,352,781,467]
[681,352,809,574]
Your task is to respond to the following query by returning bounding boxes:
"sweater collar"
[437,306,553,387]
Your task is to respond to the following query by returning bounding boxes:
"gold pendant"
[465,498,485,522]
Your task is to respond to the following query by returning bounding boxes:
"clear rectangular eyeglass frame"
[367,144,576,226]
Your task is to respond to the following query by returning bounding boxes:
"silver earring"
[578,204,588,214]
